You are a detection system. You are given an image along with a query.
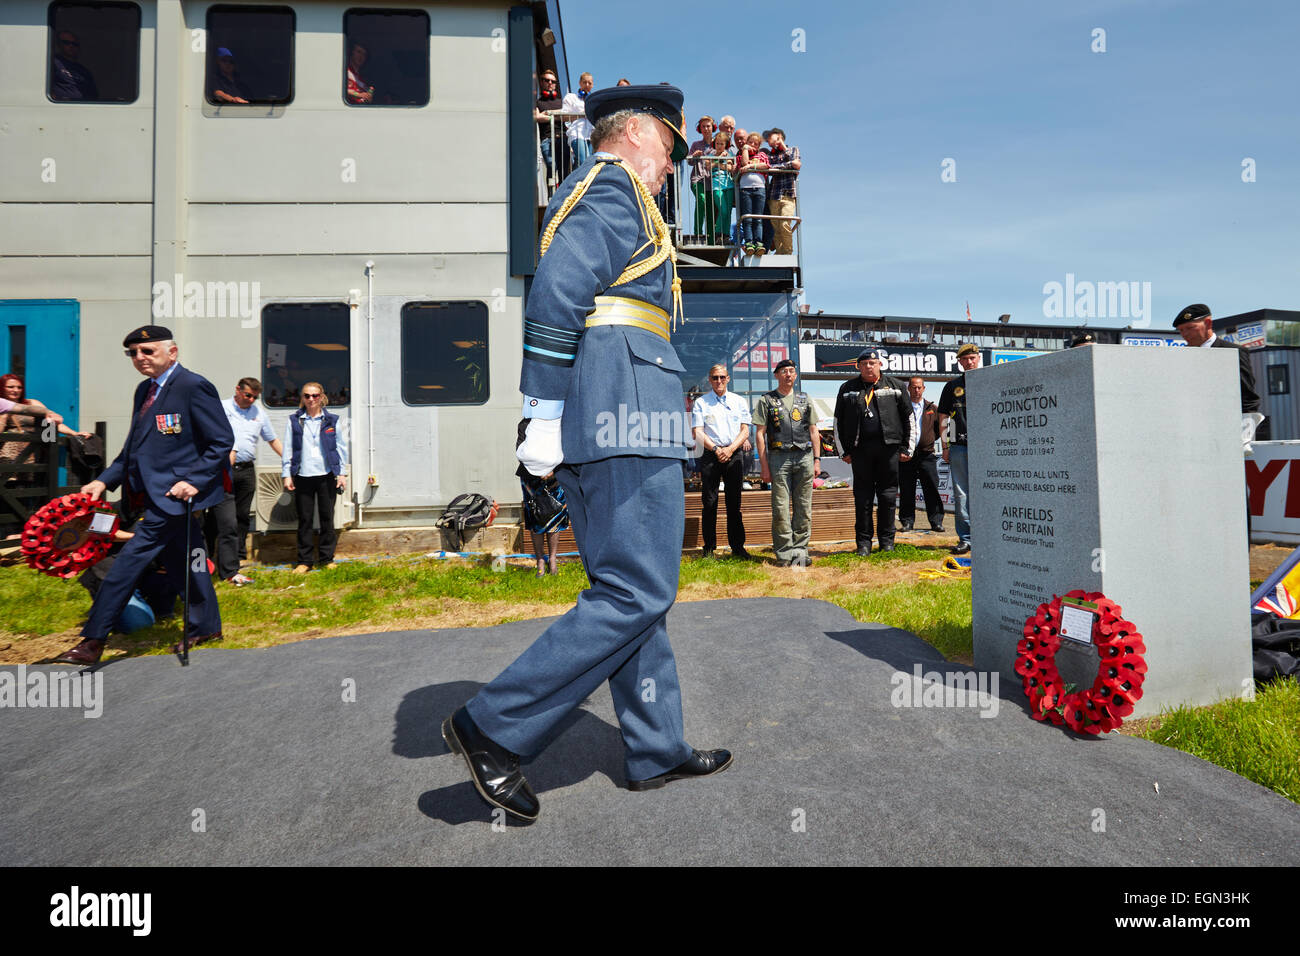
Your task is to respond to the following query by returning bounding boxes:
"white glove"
[517,417,563,477]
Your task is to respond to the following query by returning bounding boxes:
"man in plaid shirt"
[766,128,801,254]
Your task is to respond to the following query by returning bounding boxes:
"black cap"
[857,349,880,362]
[123,325,173,347]
[585,84,688,162]
[1173,303,1211,327]
[774,358,796,372]
[1070,330,1096,347]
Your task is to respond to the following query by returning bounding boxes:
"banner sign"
[1245,441,1300,542]
[1224,323,1266,350]
[731,343,789,372]
[1122,335,1186,347]
[810,343,989,376]
[990,349,1038,364]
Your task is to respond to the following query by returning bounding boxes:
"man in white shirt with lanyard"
[691,363,752,559]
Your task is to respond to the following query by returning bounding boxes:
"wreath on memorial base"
[20,493,120,579]
[1015,589,1147,734]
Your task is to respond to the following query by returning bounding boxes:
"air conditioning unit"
[255,468,298,531]
[254,468,352,530]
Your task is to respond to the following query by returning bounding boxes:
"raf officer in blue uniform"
[442,85,733,822]
[54,326,234,664]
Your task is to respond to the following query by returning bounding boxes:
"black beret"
[585,84,688,162]
[123,325,173,347]
[774,358,796,372]
[857,349,880,362]
[1173,303,1211,327]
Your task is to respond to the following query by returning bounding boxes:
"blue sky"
[557,0,1299,329]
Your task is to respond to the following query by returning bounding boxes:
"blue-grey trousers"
[467,456,694,780]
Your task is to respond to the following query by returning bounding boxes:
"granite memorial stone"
[968,345,1253,718]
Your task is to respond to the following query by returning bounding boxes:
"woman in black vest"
[281,382,348,572]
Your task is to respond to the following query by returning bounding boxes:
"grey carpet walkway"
[2,598,1297,866]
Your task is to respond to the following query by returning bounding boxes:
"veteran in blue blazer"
[442,85,732,822]
[54,326,234,665]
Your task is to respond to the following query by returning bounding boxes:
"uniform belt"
[233,460,255,469]
[584,296,670,342]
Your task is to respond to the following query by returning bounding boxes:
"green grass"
[825,577,974,662]
[1135,679,1300,804]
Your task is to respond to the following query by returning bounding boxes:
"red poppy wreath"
[21,493,120,578]
[1015,589,1147,734]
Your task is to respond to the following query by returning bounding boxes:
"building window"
[401,302,489,405]
[1268,365,1289,397]
[47,1,140,103]
[262,303,350,408]
[343,8,430,106]
[206,5,295,106]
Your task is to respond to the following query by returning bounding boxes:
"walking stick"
[181,495,192,666]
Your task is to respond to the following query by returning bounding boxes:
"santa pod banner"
[21,493,120,578]
[1015,589,1147,734]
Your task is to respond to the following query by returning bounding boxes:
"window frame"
[400,300,490,407]
[204,3,297,108]
[342,7,432,108]
[46,0,142,105]
[260,301,352,410]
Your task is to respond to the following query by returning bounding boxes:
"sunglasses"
[238,390,257,399]
[710,375,728,381]
[303,392,323,399]
[124,346,162,357]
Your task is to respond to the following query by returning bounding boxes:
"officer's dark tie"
[137,381,159,422]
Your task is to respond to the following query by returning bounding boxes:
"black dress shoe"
[950,543,971,555]
[929,525,945,533]
[442,706,539,822]
[731,548,752,560]
[877,542,895,552]
[171,632,222,655]
[53,639,106,665]
[628,748,733,791]
[855,545,871,556]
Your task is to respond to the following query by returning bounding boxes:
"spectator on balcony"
[50,30,98,101]
[534,69,564,178]
[759,130,775,251]
[767,128,801,255]
[736,132,770,255]
[708,131,736,245]
[208,48,252,104]
[560,71,595,166]
[345,42,374,104]
[688,116,717,239]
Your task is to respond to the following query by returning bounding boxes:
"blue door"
[0,300,80,428]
